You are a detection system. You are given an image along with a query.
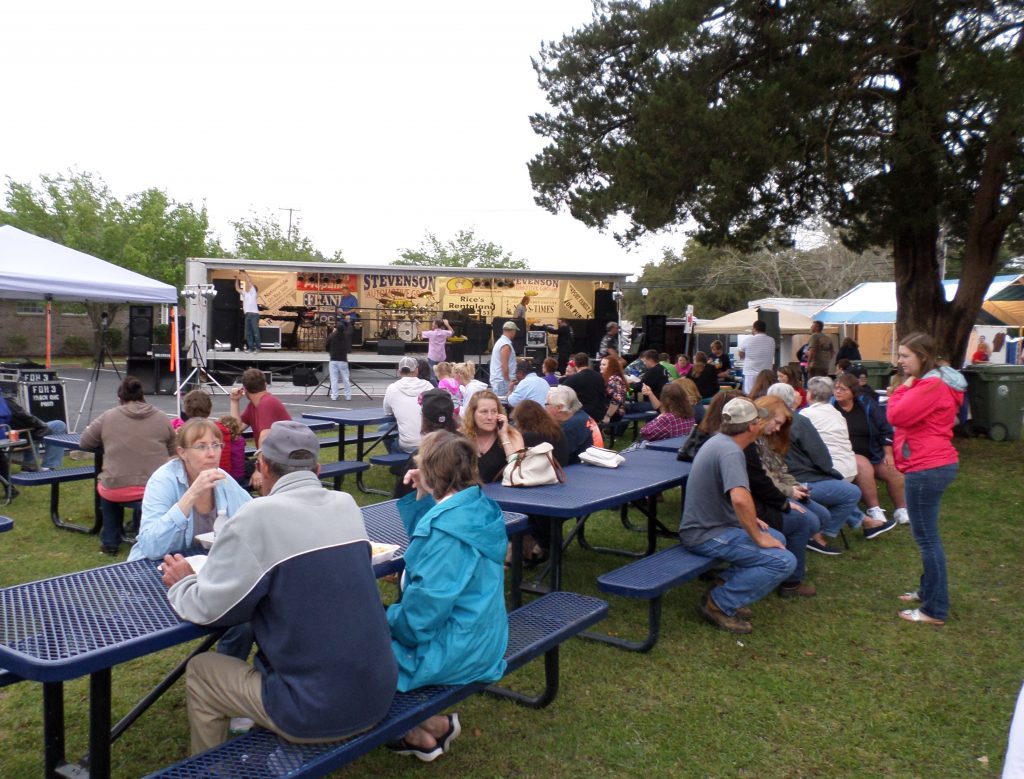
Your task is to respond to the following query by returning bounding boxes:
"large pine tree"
[529,0,1023,361]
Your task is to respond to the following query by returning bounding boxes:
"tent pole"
[170,306,181,418]
[45,298,52,369]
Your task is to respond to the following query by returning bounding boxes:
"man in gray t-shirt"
[678,398,796,634]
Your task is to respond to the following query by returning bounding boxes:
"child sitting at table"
[218,415,247,486]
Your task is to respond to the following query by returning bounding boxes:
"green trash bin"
[963,364,1024,442]
[853,361,894,392]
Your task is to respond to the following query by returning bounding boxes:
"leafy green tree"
[231,212,344,263]
[529,1,1024,361]
[393,228,528,269]
[1,171,221,354]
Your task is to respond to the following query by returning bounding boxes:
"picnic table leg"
[109,632,222,745]
[356,423,394,497]
[86,669,112,779]
[48,483,96,535]
[580,598,664,653]
[483,647,560,709]
[574,512,645,559]
[42,682,66,778]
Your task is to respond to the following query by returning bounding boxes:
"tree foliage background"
[529,0,1024,360]
[231,211,345,263]
[392,228,528,269]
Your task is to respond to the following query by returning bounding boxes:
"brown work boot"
[698,594,752,634]
[779,581,817,599]
[704,587,752,619]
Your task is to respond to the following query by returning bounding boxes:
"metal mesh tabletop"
[42,432,84,450]
[301,409,395,425]
[483,448,691,516]
[0,560,208,682]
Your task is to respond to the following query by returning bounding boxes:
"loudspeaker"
[378,339,405,356]
[642,315,667,354]
[128,305,153,357]
[594,288,617,325]
[756,308,781,365]
[291,366,320,386]
[126,357,176,395]
[567,319,600,359]
[212,279,240,311]
[464,321,491,356]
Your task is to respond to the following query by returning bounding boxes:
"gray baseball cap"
[258,420,320,468]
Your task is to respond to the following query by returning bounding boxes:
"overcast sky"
[1,0,676,276]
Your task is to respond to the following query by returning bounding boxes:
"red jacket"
[886,368,965,473]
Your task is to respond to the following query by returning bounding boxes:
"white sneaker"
[866,506,887,522]
[894,508,910,525]
[229,717,255,734]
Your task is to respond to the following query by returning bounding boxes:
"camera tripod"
[75,325,123,429]
[176,324,227,396]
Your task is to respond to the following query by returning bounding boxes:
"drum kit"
[375,290,438,342]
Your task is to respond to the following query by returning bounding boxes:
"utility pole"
[279,208,301,242]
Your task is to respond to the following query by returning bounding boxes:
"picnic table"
[643,435,687,453]
[0,498,528,779]
[41,431,103,533]
[483,448,691,591]
[301,408,397,495]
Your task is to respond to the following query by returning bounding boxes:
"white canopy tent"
[694,306,814,335]
[0,225,177,304]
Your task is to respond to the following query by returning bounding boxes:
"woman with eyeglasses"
[80,375,177,557]
[129,417,251,562]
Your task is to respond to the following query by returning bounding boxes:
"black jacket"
[325,323,352,362]
[562,369,609,422]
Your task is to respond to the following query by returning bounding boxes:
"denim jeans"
[686,527,796,616]
[244,313,260,350]
[20,419,68,469]
[328,360,351,400]
[490,379,509,396]
[781,504,820,585]
[905,464,958,621]
[805,477,863,536]
[99,496,140,550]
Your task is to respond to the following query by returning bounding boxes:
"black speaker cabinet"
[128,305,153,357]
[594,288,617,325]
[642,315,667,354]
[127,357,175,395]
[567,319,599,359]
[378,339,406,356]
[756,308,782,365]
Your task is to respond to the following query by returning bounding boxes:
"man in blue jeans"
[679,397,796,634]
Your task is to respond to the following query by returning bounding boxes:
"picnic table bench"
[582,544,717,652]
[143,591,608,779]
[317,459,370,491]
[8,465,98,533]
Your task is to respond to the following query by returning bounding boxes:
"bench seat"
[368,452,411,467]
[143,591,608,779]
[582,544,717,652]
[0,516,12,533]
[9,466,98,533]
[318,460,369,491]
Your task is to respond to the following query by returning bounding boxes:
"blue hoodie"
[388,486,509,691]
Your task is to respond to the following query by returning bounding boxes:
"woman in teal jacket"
[387,431,508,762]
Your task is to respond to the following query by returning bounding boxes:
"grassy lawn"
[0,436,1020,777]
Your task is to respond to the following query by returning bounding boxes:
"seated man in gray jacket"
[161,420,397,754]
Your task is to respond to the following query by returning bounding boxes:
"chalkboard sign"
[22,381,68,426]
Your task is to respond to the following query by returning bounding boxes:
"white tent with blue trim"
[0,225,177,304]
[813,275,1023,325]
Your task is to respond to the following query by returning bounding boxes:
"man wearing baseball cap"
[489,321,519,396]
[678,397,796,634]
[384,356,435,453]
[161,420,397,754]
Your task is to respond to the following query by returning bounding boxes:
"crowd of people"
[5,315,967,765]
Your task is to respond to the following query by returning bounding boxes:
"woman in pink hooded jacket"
[886,332,966,627]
